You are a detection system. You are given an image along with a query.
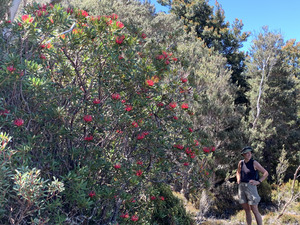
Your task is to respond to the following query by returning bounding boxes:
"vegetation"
[0,0,299,224]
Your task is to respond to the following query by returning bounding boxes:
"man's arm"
[236,160,242,184]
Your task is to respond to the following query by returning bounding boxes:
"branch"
[277,165,300,219]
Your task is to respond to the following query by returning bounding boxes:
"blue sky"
[149,0,300,51]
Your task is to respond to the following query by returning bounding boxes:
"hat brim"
[241,148,252,155]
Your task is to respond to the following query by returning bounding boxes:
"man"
[236,146,269,225]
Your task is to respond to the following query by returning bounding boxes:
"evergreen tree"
[246,27,299,178]
[159,0,251,105]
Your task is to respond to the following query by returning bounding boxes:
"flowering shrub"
[0,3,216,224]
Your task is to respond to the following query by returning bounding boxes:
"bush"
[0,3,214,224]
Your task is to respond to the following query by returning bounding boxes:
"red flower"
[173,144,184,150]
[119,55,124,60]
[7,65,15,73]
[83,115,92,122]
[111,93,121,100]
[160,196,165,201]
[14,119,24,127]
[141,33,147,39]
[203,147,210,153]
[84,135,93,141]
[137,160,143,165]
[185,148,192,154]
[116,21,124,29]
[190,152,196,159]
[137,133,145,140]
[131,215,139,222]
[6,20,11,23]
[40,44,46,49]
[120,213,129,218]
[79,10,88,17]
[150,196,156,200]
[211,146,216,152]
[131,121,138,128]
[18,22,22,27]
[46,43,52,49]
[173,116,178,120]
[131,199,136,203]
[93,98,101,104]
[184,162,189,166]
[21,15,33,23]
[165,60,170,65]
[143,131,149,136]
[125,105,133,111]
[67,8,73,14]
[194,140,199,146]
[136,170,143,176]
[146,80,154,86]
[188,128,193,132]
[116,35,125,44]
[172,57,178,62]
[114,163,121,169]
[181,78,188,83]
[156,55,164,60]
[0,109,9,117]
[88,191,96,198]
[157,102,164,107]
[162,51,168,58]
[181,103,189,109]
[111,13,118,20]
[169,102,177,109]
[40,54,46,60]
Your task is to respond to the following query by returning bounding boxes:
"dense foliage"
[0,0,299,224]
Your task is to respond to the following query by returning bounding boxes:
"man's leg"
[241,203,252,225]
[250,205,262,225]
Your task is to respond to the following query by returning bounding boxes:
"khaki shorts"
[238,183,261,205]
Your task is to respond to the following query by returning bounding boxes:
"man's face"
[242,151,252,160]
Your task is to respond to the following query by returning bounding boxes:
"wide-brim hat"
[241,146,253,155]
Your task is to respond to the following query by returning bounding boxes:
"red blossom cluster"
[84,135,93,141]
[185,148,196,159]
[131,121,138,128]
[146,79,154,86]
[0,109,9,117]
[78,9,88,17]
[116,35,125,44]
[169,102,177,109]
[136,170,143,176]
[116,21,124,29]
[36,4,48,17]
[125,105,133,111]
[141,33,147,39]
[88,191,96,198]
[114,163,121,169]
[111,93,121,100]
[93,98,101,104]
[21,15,33,23]
[203,146,216,153]
[120,213,129,218]
[7,65,16,73]
[181,77,188,83]
[83,115,92,122]
[136,160,143,165]
[181,103,189,109]
[173,144,184,150]
[14,119,24,127]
